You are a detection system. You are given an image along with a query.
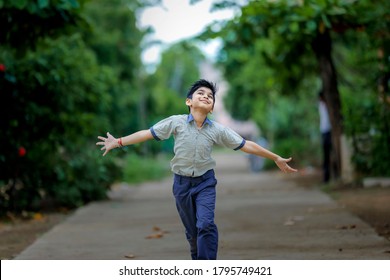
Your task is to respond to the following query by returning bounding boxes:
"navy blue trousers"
[173,170,218,260]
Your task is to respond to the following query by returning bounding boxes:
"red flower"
[18,147,26,157]
[0,64,5,72]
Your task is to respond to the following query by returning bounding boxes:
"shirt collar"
[187,113,212,126]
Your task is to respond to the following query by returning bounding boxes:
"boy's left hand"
[274,157,298,173]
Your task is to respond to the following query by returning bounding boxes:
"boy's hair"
[186,79,217,111]
[187,79,217,100]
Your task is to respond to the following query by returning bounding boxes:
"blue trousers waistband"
[174,169,215,183]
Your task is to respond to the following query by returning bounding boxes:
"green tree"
[149,42,204,117]
[0,0,87,50]
[0,0,147,212]
[335,30,390,176]
[82,0,147,134]
[0,34,121,211]
[216,37,320,167]
[203,0,390,179]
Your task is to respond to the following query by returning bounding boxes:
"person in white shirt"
[318,91,332,182]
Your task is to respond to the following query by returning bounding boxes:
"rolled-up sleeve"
[150,115,178,141]
[215,126,246,150]
[150,127,161,141]
[234,138,246,150]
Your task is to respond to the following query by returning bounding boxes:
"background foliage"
[203,0,390,176]
[0,0,205,214]
[0,0,144,213]
[1,0,389,214]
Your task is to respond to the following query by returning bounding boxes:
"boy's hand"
[274,157,298,173]
[96,132,119,156]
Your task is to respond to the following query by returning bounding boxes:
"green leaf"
[34,72,45,85]
[26,2,38,13]
[69,0,80,9]
[321,14,331,28]
[327,6,347,16]
[38,0,49,9]
[5,74,17,83]
[13,0,28,9]
[306,20,317,32]
[289,22,300,33]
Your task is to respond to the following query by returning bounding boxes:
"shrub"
[0,35,121,213]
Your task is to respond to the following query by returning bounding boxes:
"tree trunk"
[311,30,343,179]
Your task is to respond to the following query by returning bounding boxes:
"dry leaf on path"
[145,226,170,239]
[145,232,164,239]
[337,224,357,230]
[33,213,44,221]
[153,226,161,231]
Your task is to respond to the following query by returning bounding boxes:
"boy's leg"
[195,177,218,260]
[173,171,218,260]
[173,175,198,260]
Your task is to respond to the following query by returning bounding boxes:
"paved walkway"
[15,153,390,260]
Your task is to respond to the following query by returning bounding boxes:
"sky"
[137,0,236,67]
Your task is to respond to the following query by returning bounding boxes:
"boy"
[96,79,297,260]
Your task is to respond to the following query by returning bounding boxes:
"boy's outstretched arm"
[96,130,154,156]
[240,140,298,173]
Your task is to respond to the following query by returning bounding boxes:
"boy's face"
[186,87,214,113]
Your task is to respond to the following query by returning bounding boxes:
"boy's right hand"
[96,132,119,156]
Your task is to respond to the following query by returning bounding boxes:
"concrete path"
[15,152,390,260]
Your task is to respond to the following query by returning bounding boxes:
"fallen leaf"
[145,232,164,239]
[33,213,44,221]
[6,212,17,222]
[337,224,357,230]
[153,226,161,231]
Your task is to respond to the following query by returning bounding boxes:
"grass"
[123,153,171,184]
